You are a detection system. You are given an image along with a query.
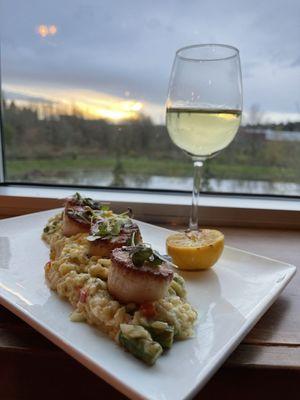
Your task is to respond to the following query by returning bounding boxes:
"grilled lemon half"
[166,229,224,270]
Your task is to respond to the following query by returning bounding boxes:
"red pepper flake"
[140,302,156,318]
[79,289,88,303]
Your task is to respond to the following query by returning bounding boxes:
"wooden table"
[1,226,300,399]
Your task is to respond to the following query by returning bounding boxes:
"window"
[1,1,300,196]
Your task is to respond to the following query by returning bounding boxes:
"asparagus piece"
[119,324,162,365]
[171,273,186,298]
[173,273,185,287]
[143,321,174,349]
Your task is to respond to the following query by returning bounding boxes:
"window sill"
[0,184,299,229]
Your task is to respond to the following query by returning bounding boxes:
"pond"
[38,169,300,196]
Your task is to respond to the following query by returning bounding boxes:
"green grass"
[6,157,192,178]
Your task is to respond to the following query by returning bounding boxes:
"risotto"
[43,211,197,364]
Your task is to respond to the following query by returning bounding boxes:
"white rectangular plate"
[0,209,296,400]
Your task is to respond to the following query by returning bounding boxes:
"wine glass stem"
[189,159,203,231]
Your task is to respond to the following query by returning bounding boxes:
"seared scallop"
[62,205,91,237]
[107,246,173,304]
[63,193,111,237]
[87,215,142,257]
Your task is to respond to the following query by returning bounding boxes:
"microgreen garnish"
[127,231,139,246]
[130,244,163,268]
[127,208,133,218]
[87,209,133,241]
[71,192,110,211]
[67,207,94,224]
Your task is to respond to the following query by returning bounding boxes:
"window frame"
[0,183,299,229]
[0,133,4,183]
[0,66,5,183]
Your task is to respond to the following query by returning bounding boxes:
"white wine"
[166,108,241,157]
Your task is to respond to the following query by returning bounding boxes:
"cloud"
[3,90,54,104]
[290,56,300,67]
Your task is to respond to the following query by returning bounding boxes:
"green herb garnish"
[88,210,133,241]
[67,207,94,224]
[130,244,163,268]
[127,231,139,246]
[72,192,110,211]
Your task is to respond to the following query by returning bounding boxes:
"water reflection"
[30,169,300,196]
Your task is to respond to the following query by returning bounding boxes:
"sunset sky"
[1,0,299,124]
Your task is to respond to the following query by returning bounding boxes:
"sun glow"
[4,85,145,122]
[76,99,144,121]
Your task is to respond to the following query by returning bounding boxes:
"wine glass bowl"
[166,44,242,229]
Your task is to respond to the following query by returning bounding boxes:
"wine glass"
[166,44,242,230]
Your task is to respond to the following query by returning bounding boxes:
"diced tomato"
[79,289,88,303]
[140,302,156,318]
